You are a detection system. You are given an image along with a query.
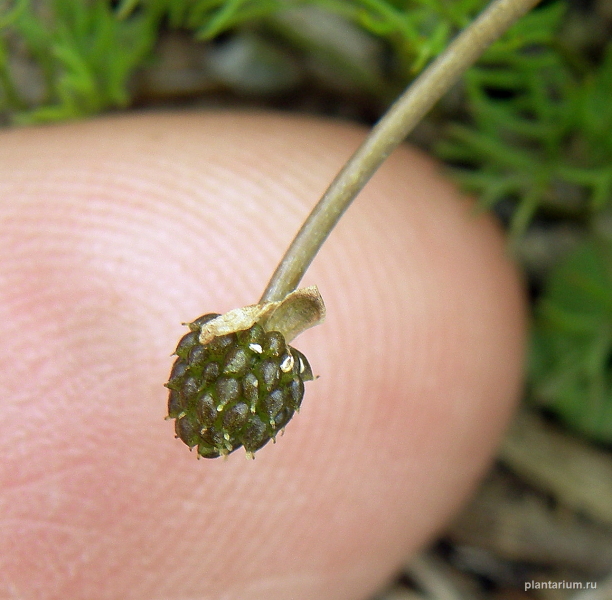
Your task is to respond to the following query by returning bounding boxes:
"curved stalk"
[260,0,541,303]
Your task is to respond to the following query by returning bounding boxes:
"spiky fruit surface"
[166,314,313,458]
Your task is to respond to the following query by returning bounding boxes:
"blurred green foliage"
[437,3,612,239]
[531,238,612,443]
[1,0,612,444]
[0,0,155,122]
[0,0,563,122]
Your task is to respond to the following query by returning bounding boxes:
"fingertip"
[0,111,526,600]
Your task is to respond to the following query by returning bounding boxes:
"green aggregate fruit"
[166,314,313,459]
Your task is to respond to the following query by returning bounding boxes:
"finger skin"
[0,112,525,600]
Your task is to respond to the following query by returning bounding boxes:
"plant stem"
[260,0,541,304]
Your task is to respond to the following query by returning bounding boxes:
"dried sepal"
[197,286,325,345]
[263,286,326,343]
